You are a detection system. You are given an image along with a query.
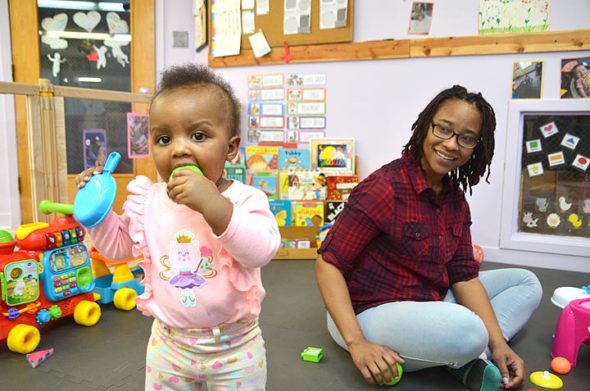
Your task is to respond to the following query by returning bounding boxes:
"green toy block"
[301,346,324,363]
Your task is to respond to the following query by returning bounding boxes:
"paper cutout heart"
[106,12,129,34]
[543,125,553,132]
[73,11,101,32]
[41,13,68,32]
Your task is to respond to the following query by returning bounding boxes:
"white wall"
[156,1,590,272]
[0,0,21,229]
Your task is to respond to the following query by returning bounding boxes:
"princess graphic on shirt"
[159,230,215,307]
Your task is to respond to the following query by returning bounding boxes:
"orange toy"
[551,357,572,375]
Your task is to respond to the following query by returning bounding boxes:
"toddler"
[77,64,281,390]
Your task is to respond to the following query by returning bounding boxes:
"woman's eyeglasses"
[431,122,479,149]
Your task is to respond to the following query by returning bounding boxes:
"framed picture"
[127,112,150,159]
[82,129,107,169]
[309,138,355,174]
[560,57,590,99]
[511,60,544,100]
[408,2,433,35]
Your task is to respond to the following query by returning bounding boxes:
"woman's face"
[420,99,482,189]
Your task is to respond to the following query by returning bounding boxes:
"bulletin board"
[208,0,354,51]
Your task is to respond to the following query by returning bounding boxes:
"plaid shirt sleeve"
[446,196,480,284]
[318,174,394,272]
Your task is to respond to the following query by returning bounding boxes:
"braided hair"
[402,85,496,194]
[152,63,241,137]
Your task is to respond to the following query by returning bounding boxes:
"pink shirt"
[88,176,280,328]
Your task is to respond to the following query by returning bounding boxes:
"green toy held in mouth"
[170,165,203,181]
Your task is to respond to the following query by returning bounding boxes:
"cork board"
[208,0,353,51]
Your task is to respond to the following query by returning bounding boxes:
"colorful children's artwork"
[245,146,279,172]
[310,138,355,174]
[527,162,544,177]
[512,61,543,99]
[560,57,590,99]
[560,133,580,150]
[127,112,149,159]
[278,148,311,171]
[547,151,565,167]
[572,154,589,172]
[408,2,433,35]
[269,200,292,227]
[479,0,550,35]
[83,129,107,169]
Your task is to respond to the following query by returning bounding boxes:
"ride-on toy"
[0,200,100,354]
[90,248,144,311]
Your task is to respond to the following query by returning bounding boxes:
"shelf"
[209,29,590,68]
[273,225,319,261]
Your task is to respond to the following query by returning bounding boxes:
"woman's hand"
[491,343,525,389]
[348,339,405,386]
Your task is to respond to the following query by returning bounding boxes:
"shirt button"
[415,232,421,239]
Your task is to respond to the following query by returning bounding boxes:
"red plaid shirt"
[318,154,480,315]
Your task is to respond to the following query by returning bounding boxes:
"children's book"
[293,201,324,227]
[225,166,246,184]
[280,170,327,200]
[325,201,346,223]
[252,172,278,200]
[326,175,359,200]
[269,200,292,227]
[245,145,280,172]
[278,148,311,171]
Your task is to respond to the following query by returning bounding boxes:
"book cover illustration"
[293,201,324,227]
[327,175,359,200]
[325,201,346,223]
[252,171,278,200]
[310,138,355,174]
[245,146,279,172]
[269,200,292,227]
[280,170,327,200]
[224,166,246,184]
[278,148,311,172]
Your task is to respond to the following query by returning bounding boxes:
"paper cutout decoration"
[522,212,539,227]
[479,0,550,35]
[526,139,542,153]
[560,133,580,150]
[95,45,108,69]
[26,348,54,368]
[547,151,565,167]
[572,154,590,171]
[527,162,544,177]
[539,122,559,138]
[546,213,560,228]
[558,196,572,212]
[41,13,69,49]
[567,214,583,229]
[47,53,66,77]
[104,12,130,67]
[536,198,549,212]
[73,11,101,32]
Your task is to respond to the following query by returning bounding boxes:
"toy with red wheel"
[0,200,100,354]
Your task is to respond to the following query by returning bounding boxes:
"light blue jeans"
[327,268,542,371]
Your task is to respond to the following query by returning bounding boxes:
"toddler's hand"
[75,166,104,189]
[167,170,219,212]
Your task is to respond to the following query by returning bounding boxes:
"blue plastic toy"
[74,152,121,228]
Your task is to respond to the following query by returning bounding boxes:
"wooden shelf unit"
[274,226,319,261]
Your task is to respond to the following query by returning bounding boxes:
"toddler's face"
[149,86,239,183]
[574,65,589,79]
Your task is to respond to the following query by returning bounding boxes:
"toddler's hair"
[403,85,496,195]
[153,64,241,137]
